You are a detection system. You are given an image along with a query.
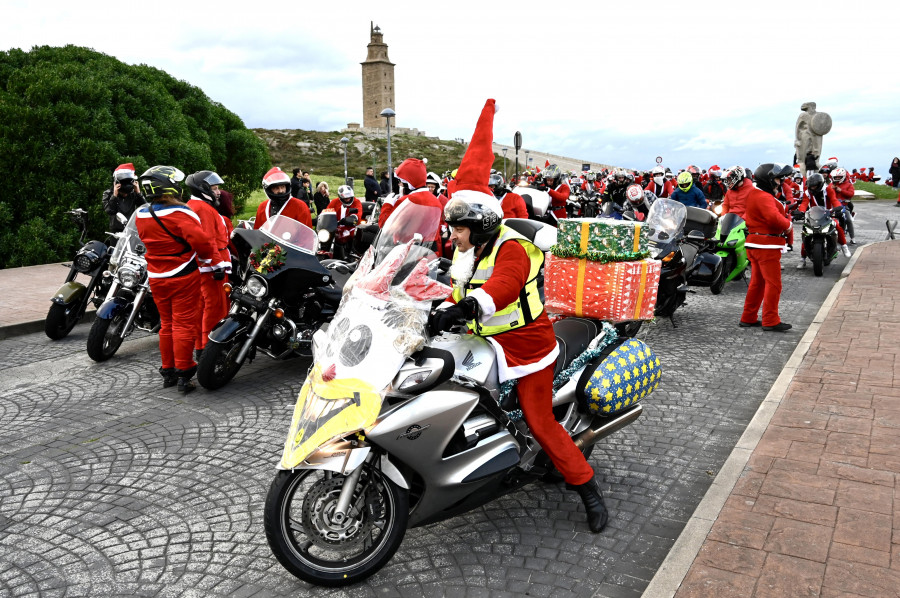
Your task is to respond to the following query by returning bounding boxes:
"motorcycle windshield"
[806,206,831,228]
[280,202,452,469]
[645,198,686,243]
[718,212,745,237]
[259,215,318,254]
[109,212,142,267]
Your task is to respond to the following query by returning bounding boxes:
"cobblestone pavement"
[0,202,895,598]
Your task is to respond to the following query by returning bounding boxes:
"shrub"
[0,45,270,267]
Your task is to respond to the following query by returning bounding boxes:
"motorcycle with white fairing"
[264,200,662,586]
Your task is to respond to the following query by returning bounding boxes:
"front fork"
[235,303,273,364]
[120,285,149,339]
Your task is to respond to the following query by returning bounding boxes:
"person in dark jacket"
[379,170,392,196]
[364,167,380,201]
[102,163,146,232]
[290,168,303,198]
[889,158,900,190]
[313,182,331,215]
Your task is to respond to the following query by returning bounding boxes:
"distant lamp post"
[525,149,531,172]
[502,148,508,180]
[340,137,350,185]
[380,108,396,193]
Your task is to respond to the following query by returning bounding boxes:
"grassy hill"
[245,128,505,220]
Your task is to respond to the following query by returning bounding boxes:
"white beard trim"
[450,246,477,291]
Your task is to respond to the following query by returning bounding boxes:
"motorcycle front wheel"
[86,311,127,361]
[264,465,409,587]
[197,336,244,390]
[811,241,825,277]
[45,302,81,340]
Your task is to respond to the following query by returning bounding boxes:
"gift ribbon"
[634,260,648,320]
[633,223,642,253]
[576,222,590,316]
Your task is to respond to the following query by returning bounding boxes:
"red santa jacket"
[798,185,839,211]
[254,197,312,230]
[499,191,528,219]
[187,197,231,272]
[379,188,437,227]
[644,179,673,198]
[744,189,791,250]
[548,183,570,219]
[136,203,218,278]
[721,178,754,219]
[447,240,557,382]
[833,179,854,204]
[324,197,363,241]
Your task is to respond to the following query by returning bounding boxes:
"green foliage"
[855,181,898,200]
[0,45,270,267]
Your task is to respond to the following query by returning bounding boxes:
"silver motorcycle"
[264,200,661,586]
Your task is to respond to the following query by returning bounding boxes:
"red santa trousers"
[741,247,783,327]
[150,270,201,371]
[197,273,229,350]
[516,364,594,485]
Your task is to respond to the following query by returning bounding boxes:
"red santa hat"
[395,158,427,189]
[113,163,135,179]
[450,99,503,219]
[825,156,839,165]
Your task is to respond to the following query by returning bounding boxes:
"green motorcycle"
[710,212,749,294]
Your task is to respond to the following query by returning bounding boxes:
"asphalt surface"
[0,201,896,598]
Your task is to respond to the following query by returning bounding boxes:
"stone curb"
[0,310,96,341]
[638,241,872,598]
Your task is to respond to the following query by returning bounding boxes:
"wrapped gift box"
[545,255,661,322]
[578,339,661,416]
[553,218,650,262]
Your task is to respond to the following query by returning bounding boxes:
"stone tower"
[361,22,395,128]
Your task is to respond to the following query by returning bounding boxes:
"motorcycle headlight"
[117,266,140,289]
[246,275,268,298]
[398,369,435,391]
[317,229,332,244]
[822,224,833,233]
[74,251,99,273]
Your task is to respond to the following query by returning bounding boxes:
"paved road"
[0,202,896,598]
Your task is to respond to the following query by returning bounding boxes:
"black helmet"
[140,166,185,200]
[488,173,505,198]
[443,197,502,246]
[185,170,224,204]
[753,163,793,195]
[807,173,825,195]
[543,164,562,184]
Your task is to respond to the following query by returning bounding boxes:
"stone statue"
[794,102,832,177]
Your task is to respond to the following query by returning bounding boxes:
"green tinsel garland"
[549,244,650,263]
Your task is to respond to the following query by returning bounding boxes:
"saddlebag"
[575,338,661,416]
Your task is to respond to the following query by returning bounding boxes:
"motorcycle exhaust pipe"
[573,404,643,451]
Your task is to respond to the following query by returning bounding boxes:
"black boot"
[194,348,204,363]
[158,367,178,388]
[175,365,197,394]
[567,477,609,533]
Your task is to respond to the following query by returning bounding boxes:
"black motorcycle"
[681,206,725,294]
[197,215,351,389]
[86,212,160,361]
[646,199,689,319]
[800,206,839,277]
[46,209,113,339]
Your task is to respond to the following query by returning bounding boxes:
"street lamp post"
[380,108,395,193]
[525,150,530,173]
[340,137,350,185]
[502,148,508,180]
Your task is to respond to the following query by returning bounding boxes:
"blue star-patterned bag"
[577,338,661,416]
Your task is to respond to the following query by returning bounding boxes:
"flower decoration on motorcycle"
[250,242,286,274]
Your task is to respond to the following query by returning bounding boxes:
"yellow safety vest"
[451,225,545,336]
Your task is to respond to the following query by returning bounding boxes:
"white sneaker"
[841,245,852,258]
[796,259,806,269]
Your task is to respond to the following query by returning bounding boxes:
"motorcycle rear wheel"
[197,337,244,390]
[264,465,409,587]
[811,242,825,277]
[709,264,726,295]
[45,302,80,340]
[86,311,126,361]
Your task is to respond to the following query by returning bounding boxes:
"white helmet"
[337,184,354,204]
[651,165,665,185]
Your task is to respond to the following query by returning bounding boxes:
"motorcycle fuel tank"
[429,333,498,388]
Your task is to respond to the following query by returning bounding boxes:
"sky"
[4,0,899,175]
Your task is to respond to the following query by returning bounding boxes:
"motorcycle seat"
[552,317,600,376]
[504,218,557,252]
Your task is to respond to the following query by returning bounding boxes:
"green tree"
[0,45,270,267]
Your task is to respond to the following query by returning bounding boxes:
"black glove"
[338,217,352,226]
[428,297,479,336]
[212,267,226,281]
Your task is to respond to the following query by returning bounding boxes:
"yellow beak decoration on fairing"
[279,364,383,469]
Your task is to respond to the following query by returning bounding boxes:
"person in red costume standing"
[429,99,609,533]
[734,164,792,332]
[542,164,570,221]
[644,166,673,198]
[135,166,219,393]
[324,185,363,260]
[185,170,231,360]
[489,173,528,219]
[255,167,311,229]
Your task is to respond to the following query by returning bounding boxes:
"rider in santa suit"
[185,170,231,359]
[543,164,570,221]
[489,173,528,219]
[429,99,609,534]
[378,158,441,227]
[135,166,219,393]
[254,167,312,229]
[324,185,363,260]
